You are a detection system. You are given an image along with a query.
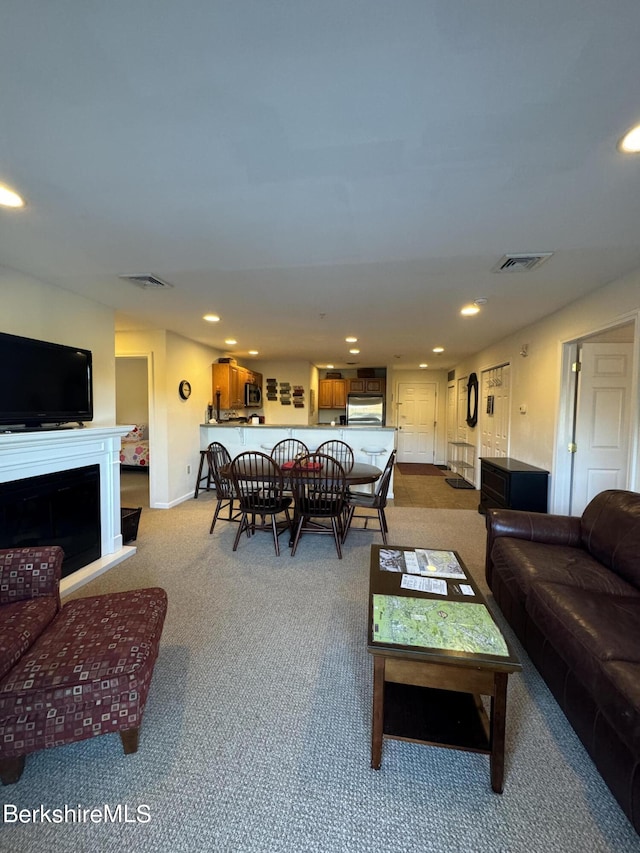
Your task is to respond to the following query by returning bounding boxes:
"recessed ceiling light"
[461,305,480,316]
[345,336,358,343]
[248,350,259,356]
[349,348,360,354]
[203,314,220,323]
[419,363,428,368]
[0,184,25,208]
[326,364,334,369]
[432,346,444,353]
[619,124,640,153]
[224,339,237,346]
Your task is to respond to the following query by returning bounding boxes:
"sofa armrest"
[485,509,582,588]
[0,546,63,609]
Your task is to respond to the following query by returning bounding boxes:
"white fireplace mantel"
[0,425,135,596]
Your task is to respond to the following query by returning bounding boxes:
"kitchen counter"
[205,423,395,429]
[199,424,397,496]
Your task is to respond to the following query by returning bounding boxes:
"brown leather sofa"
[485,490,640,835]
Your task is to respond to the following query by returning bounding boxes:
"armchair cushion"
[0,546,62,606]
[0,598,59,680]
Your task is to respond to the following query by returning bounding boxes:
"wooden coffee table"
[368,544,521,792]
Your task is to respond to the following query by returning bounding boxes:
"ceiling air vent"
[492,253,553,273]
[118,274,174,290]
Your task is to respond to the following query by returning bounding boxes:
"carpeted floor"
[3,493,637,852]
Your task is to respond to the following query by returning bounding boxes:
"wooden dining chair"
[270,438,309,468]
[207,442,242,533]
[229,452,293,556]
[316,440,354,472]
[342,449,396,545]
[289,453,347,558]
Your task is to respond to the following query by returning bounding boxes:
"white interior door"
[480,364,510,458]
[396,382,437,463]
[457,377,468,441]
[446,382,456,444]
[570,342,633,515]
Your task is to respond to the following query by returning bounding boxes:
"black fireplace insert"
[0,465,101,578]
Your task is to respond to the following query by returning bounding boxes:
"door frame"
[554,314,640,514]
[115,352,158,508]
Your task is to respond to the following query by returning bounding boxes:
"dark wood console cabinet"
[478,457,549,515]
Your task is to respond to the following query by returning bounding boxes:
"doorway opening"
[116,355,153,509]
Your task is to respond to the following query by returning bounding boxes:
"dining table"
[220,460,382,487]
[220,459,383,551]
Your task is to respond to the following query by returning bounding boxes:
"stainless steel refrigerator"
[346,394,385,426]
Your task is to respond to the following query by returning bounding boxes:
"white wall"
[116,357,148,429]
[0,268,116,424]
[451,268,640,506]
[252,360,315,425]
[116,329,223,508]
[387,367,449,463]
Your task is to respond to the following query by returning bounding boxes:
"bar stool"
[194,448,213,498]
[361,447,386,493]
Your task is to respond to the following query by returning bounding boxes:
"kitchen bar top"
[201,423,396,430]
[200,423,397,495]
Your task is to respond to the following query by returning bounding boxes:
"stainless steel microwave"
[244,383,262,407]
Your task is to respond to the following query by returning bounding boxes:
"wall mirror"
[466,372,478,427]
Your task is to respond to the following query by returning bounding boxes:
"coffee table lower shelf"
[382,682,490,753]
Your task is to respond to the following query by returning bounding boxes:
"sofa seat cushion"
[0,588,167,758]
[595,661,640,755]
[527,582,640,695]
[491,538,640,608]
[0,597,59,680]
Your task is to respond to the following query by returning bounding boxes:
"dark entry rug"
[397,463,447,476]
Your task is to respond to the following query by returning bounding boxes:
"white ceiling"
[2,2,640,369]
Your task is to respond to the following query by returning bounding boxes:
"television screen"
[0,331,93,428]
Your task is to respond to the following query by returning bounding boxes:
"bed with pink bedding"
[120,424,150,468]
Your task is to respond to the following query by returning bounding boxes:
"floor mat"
[396,463,447,476]
[444,477,475,490]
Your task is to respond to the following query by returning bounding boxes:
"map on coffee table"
[378,548,466,579]
[372,594,509,656]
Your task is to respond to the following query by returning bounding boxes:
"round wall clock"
[179,380,192,400]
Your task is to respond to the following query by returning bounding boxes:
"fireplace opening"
[0,465,101,578]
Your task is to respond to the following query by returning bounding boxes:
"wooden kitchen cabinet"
[348,378,386,394]
[319,379,347,408]
[212,363,243,409]
[212,364,263,410]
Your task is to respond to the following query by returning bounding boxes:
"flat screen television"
[0,331,93,429]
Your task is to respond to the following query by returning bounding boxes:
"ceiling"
[2,2,640,370]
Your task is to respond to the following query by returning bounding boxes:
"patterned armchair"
[0,546,167,784]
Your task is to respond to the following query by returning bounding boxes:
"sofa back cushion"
[581,490,640,588]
